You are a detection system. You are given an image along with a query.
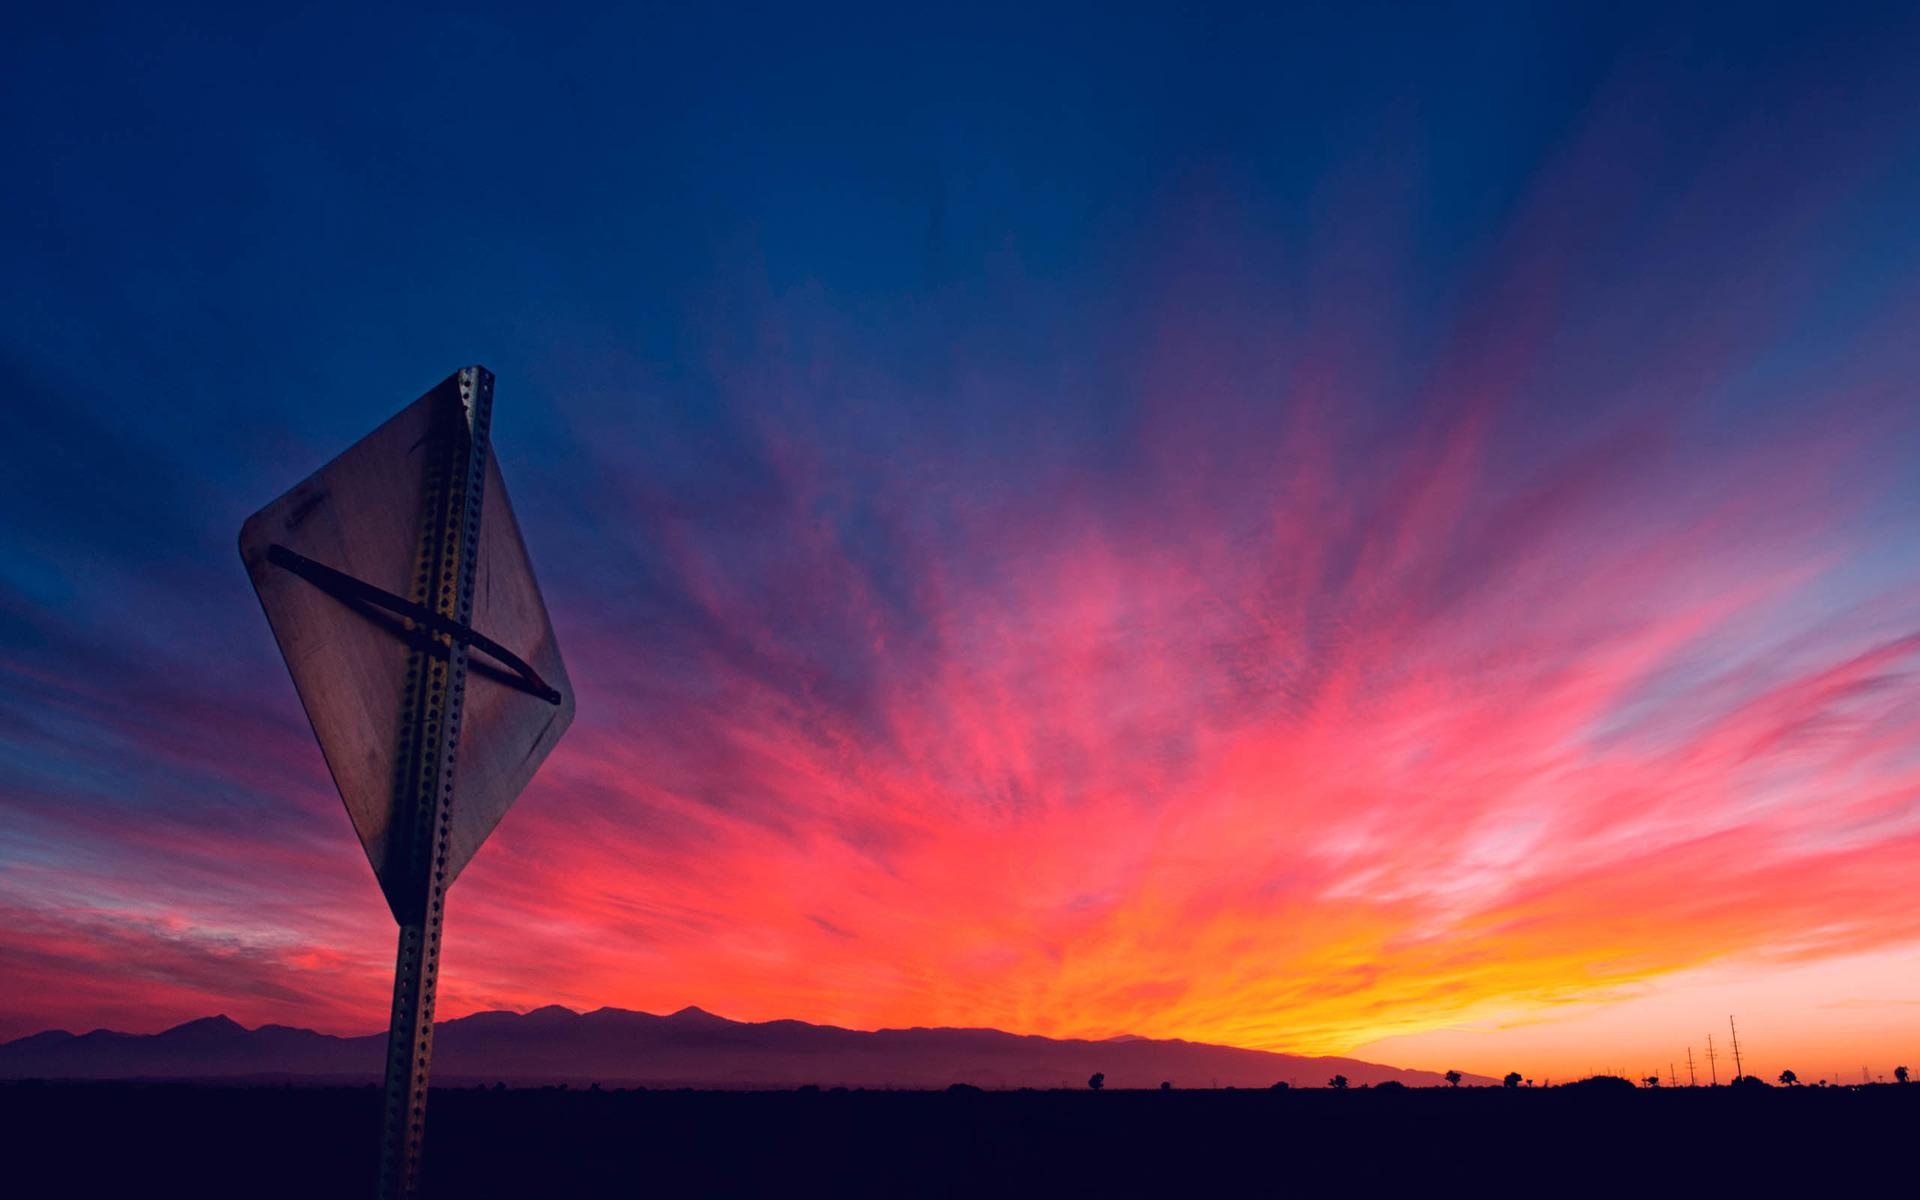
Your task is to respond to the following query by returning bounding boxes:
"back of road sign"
[239,369,574,918]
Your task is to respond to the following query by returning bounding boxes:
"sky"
[3,2,1919,1084]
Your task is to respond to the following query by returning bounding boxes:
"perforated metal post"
[377,368,493,1199]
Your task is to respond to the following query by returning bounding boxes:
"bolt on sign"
[240,367,573,1198]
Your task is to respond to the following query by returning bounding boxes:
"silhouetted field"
[7,1080,1912,1196]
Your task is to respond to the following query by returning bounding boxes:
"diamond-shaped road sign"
[240,368,573,915]
[240,366,573,1198]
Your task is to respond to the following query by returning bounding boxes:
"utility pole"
[1729,1016,1745,1083]
[1686,1047,1697,1087]
[1669,1062,1678,1088]
[1706,1034,1719,1086]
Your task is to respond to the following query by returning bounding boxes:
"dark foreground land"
[6,1080,1914,1196]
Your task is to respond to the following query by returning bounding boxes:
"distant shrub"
[1088,1072,1105,1091]
[1503,1073,1523,1089]
[1373,1080,1406,1092]
[1561,1075,1636,1093]
[1269,1081,1290,1091]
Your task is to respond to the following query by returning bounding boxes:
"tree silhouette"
[1644,1075,1660,1088]
[1503,1072,1522,1089]
[1270,1081,1290,1090]
[1328,1074,1349,1089]
[1088,1072,1105,1091]
[1896,1066,1909,1084]
[1160,1081,1172,1091]
[1444,1070,1462,1088]
[1778,1070,1798,1086]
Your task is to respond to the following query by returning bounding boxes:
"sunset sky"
[3,3,1919,1084]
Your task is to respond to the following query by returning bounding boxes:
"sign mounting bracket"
[263,543,562,705]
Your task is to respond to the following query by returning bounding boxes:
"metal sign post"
[241,367,574,1197]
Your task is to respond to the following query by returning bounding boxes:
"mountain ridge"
[0,1005,1493,1089]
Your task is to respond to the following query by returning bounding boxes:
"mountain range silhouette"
[0,1006,1489,1088]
